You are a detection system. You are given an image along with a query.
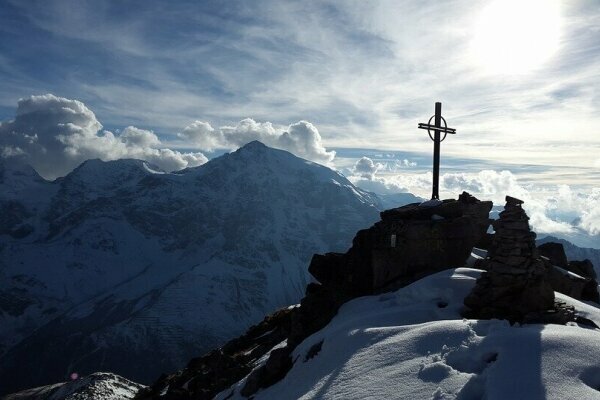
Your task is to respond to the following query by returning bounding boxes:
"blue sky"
[0,0,599,245]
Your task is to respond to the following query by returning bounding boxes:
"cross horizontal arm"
[417,123,456,134]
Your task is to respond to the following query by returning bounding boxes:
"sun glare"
[472,0,562,75]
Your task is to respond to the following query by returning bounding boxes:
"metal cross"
[417,102,456,200]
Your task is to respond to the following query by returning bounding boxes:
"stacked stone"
[488,195,537,271]
[464,196,554,322]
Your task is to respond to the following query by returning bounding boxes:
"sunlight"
[471,0,562,75]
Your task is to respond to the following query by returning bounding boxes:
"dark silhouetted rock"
[464,196,555,322]
[538,242,569,268]
[568,259,597,280]
[135,307,294,400]
[537,242,599,303]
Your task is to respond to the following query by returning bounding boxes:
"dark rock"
[546,263,588,300]
[240,348,293,397]
[537,243,599,303]
[304,340,324,361]
[568,259,597,280]
[538,242,569,268]
[505,195,524,206]
[464,196,555,322]
[135,307,294,400]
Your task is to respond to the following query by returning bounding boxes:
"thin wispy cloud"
[0,0,598,183]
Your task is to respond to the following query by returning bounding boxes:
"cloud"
[178,121,219,150]
[353,156,383,179]
[346,154,421,194]
[349,176,410,195]
[349,167,599,242]
[0,94,208,179]
[120,126,161,147]
[178,118,335,165]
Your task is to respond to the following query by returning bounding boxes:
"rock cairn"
[464,196,555,321]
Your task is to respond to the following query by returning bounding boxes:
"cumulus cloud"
[353,157,383,179]
[0,94,208,179]
[349,176,411,195]
[349,167,599,243]
[347,155,422,195]
[178,118,335,165]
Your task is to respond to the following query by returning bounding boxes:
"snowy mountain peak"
[0,156,45,185]
[73,158,161,177]
[238,139,268,151]
[0,141,384,395]
[58,158,161,195]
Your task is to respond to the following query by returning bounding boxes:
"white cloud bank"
[178,118,335,165]
[348,159,600,244]
[0,94,208,179]
[0,95,337,179]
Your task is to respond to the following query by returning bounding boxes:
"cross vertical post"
[417,102,457,200]
[432,102,442,200]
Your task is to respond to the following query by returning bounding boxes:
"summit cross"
[417,102,456,200]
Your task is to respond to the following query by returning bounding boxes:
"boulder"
[538,242,569,268]
[537,243,599,303]
[569,259,597,280]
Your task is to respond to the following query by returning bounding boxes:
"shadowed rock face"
[137,192,492,399]
[538,242,600,303]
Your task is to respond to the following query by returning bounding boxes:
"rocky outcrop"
[538,242,600,303]
[135,307,294,400]
[310,191,492,294]
[464,196,555,322]
[538,242,569,268]
[240,192,491,396]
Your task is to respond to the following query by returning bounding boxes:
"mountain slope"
[0,141,381,394]
[216,268,600,400]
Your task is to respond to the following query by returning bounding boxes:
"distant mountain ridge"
[0,141,390,394]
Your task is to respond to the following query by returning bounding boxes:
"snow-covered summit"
[216,267,600,400]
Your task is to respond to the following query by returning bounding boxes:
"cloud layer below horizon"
[346,156,599,247]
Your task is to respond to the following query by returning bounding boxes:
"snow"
[420,199,443,207]
[3,372,143,400]
[218,267,600,400]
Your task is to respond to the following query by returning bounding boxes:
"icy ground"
[218,267,600,400]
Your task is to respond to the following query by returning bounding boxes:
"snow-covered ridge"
[217,268,600,400]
